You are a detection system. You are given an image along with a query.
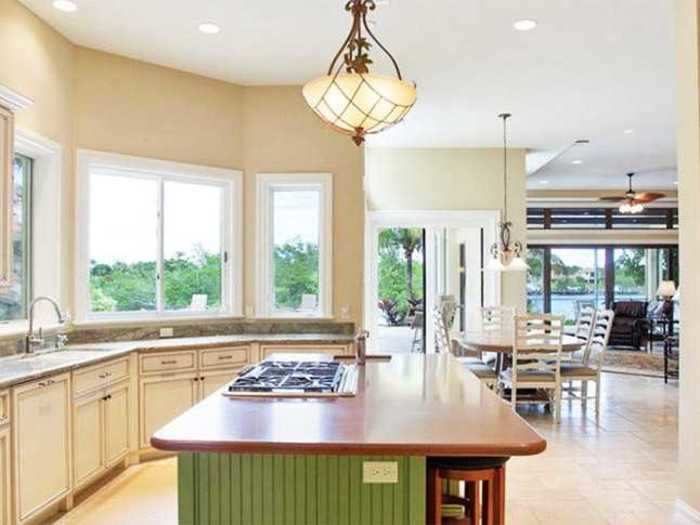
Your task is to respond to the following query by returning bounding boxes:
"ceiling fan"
[599,173,666,214]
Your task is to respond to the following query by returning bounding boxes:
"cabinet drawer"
[73,358,129,398]
[140,351,196,374]
[199,346,250,370]
[0,391,8,427]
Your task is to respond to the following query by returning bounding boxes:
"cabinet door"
[103,382,130,466]
[139,374,197,449]
[199,369,240,399]
[14,374,71,523]
[0,427,10,525]
[73,391,103,488]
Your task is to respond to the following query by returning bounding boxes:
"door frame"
[365,210,501,353]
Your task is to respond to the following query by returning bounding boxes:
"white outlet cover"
[160,327,174,338]
[362,461,399,484]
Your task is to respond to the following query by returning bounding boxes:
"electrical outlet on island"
[160,327,174,338]
[362,461,399,484]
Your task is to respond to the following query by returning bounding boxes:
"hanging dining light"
[487,113,528,272]
[302,0,417,146]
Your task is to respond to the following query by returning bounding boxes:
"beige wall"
[74,47,245,169]
[0,0,75,308]
[674,0,700,513]
[241,86,365,322]
[365,148,528,311]
[1,0,365,327]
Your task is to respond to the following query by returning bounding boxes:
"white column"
[675,0,700,514]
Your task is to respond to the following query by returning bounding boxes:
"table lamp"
[656,281,677,300]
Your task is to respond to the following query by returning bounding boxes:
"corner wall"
[674,0,700,513]
[365,148,528,311]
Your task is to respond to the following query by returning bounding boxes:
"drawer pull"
[161,360,178,365]
[218,355,233,360]
[98,371,113,379]
[38,379,55,388]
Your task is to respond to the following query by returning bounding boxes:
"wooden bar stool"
[427,458,508,525]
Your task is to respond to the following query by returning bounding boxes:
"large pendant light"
[302,0,417,146]
[487,113,528,272]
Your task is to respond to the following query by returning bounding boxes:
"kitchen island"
[152,353,546,524]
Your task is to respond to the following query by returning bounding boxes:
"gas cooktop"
[223,360,359,398]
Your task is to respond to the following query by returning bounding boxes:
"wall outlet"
[160,327,174,338]
[362,461,399,484]
[340,305,351,320]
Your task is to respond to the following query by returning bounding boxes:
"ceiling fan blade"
[599,196,625,202]
[633,192,666,203]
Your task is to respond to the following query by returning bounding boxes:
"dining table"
[458,330,585,374]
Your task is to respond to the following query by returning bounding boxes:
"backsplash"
[0,320,355,358]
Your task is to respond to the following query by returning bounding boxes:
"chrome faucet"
[25,296,68,354]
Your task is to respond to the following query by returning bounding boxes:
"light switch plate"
[160,327,174,338]
[362,461,399,484]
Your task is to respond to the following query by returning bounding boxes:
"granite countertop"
[0,333,355,390]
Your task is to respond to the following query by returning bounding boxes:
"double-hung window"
[77,151,242,321]
[256,173,333,318]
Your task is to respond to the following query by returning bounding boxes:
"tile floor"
[52,373,692,525]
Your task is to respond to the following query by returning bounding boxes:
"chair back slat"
[584,309,615,367]
[512,314,564,374]
[481,306,515,332]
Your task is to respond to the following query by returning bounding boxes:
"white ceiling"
[19,0,678,190]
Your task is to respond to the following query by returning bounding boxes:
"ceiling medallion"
[488,113,528,272]
[302,0,417,146]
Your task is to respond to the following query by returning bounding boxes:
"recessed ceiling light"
[624,129,634,134]
[198,23,221,34]
[52,0,77,12]
[572,159,583,165]
[513,19,537,31]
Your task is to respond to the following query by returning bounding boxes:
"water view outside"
[527,247,674,324]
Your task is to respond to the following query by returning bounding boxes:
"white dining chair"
[560,309,614,419]
[481,306,515,332]
[498,314,564,422]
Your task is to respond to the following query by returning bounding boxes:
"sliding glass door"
[527,245,678,324]
[550,248,606,321]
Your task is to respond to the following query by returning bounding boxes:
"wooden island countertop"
[151,353,546,457]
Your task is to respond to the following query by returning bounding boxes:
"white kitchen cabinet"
[13,373,71,524]
[0,394,10,525]
[199,369,240,398]
[103,382,130,466]
[139,373,198,449]
[0,105,13,288]
[72,380,131,490]
[0,427,10,525]
[73,390,103,488]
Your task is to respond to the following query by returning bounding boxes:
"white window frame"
[255,173,333,319]
[76,150,243,322]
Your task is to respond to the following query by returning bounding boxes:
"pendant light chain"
[499,113,511,223]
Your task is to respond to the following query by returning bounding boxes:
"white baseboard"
[676,499,700,522]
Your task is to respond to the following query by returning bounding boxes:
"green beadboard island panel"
[178,453,426,525]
